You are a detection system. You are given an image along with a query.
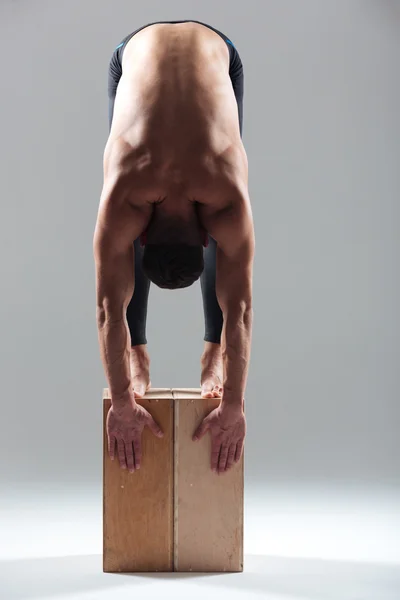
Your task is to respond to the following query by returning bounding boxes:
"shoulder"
[193,140,248,209]
[102,135,159,210]
[195,147,254,258]
[103,135,152,180]
[94,141,154,255]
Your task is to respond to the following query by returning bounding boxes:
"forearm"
[97,309,133,407]
[220,304,253,408]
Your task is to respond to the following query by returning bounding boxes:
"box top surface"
[102,388,203,400]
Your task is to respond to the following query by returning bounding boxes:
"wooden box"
[103,387,244,572]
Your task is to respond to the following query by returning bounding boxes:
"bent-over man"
[93,19,254,475]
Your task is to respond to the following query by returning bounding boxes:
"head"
[141,208,207,290]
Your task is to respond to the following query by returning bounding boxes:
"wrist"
[111,388,136,411]
[220,392,244,411]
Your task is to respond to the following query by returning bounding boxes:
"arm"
[93,175,150,408]
[193,179,254,473]
[203,181,255,408]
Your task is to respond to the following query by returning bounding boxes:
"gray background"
[0,0,399,496]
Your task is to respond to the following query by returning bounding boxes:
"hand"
[106,397,163,473]
[192,402,246,474]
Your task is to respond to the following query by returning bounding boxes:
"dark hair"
[142,244,204,289]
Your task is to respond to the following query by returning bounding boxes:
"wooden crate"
[103,387,244,572]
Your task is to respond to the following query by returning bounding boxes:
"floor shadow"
[193,554,400,600]
[0,553,399,600]
[0,554,211,600]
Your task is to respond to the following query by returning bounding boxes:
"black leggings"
[107,20,244,346]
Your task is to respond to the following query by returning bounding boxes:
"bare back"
[104,22,247,206]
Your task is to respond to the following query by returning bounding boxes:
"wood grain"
[103,388,174,572]
[172,388,244,572]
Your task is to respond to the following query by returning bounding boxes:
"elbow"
[96,300,125,327]
[238,298,252,313]
[239,302,253,327]
[223,298,253,323]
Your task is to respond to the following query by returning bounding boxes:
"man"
[93,19,254,476]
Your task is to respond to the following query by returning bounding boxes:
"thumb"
[192,415,211,441]
[147,415,164,438]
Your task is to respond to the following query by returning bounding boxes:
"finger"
[133,437,142,470]
[225,443,237,471]
[234,438,244,463]
[108,435,116,461]
[147,415,164,438]
[125,440,135,473]
[117,439,127,469]
[211,440,221,473]
[218,444,229,473]
[193,415,212,441]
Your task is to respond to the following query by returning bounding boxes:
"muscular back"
[104,22,247,209]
